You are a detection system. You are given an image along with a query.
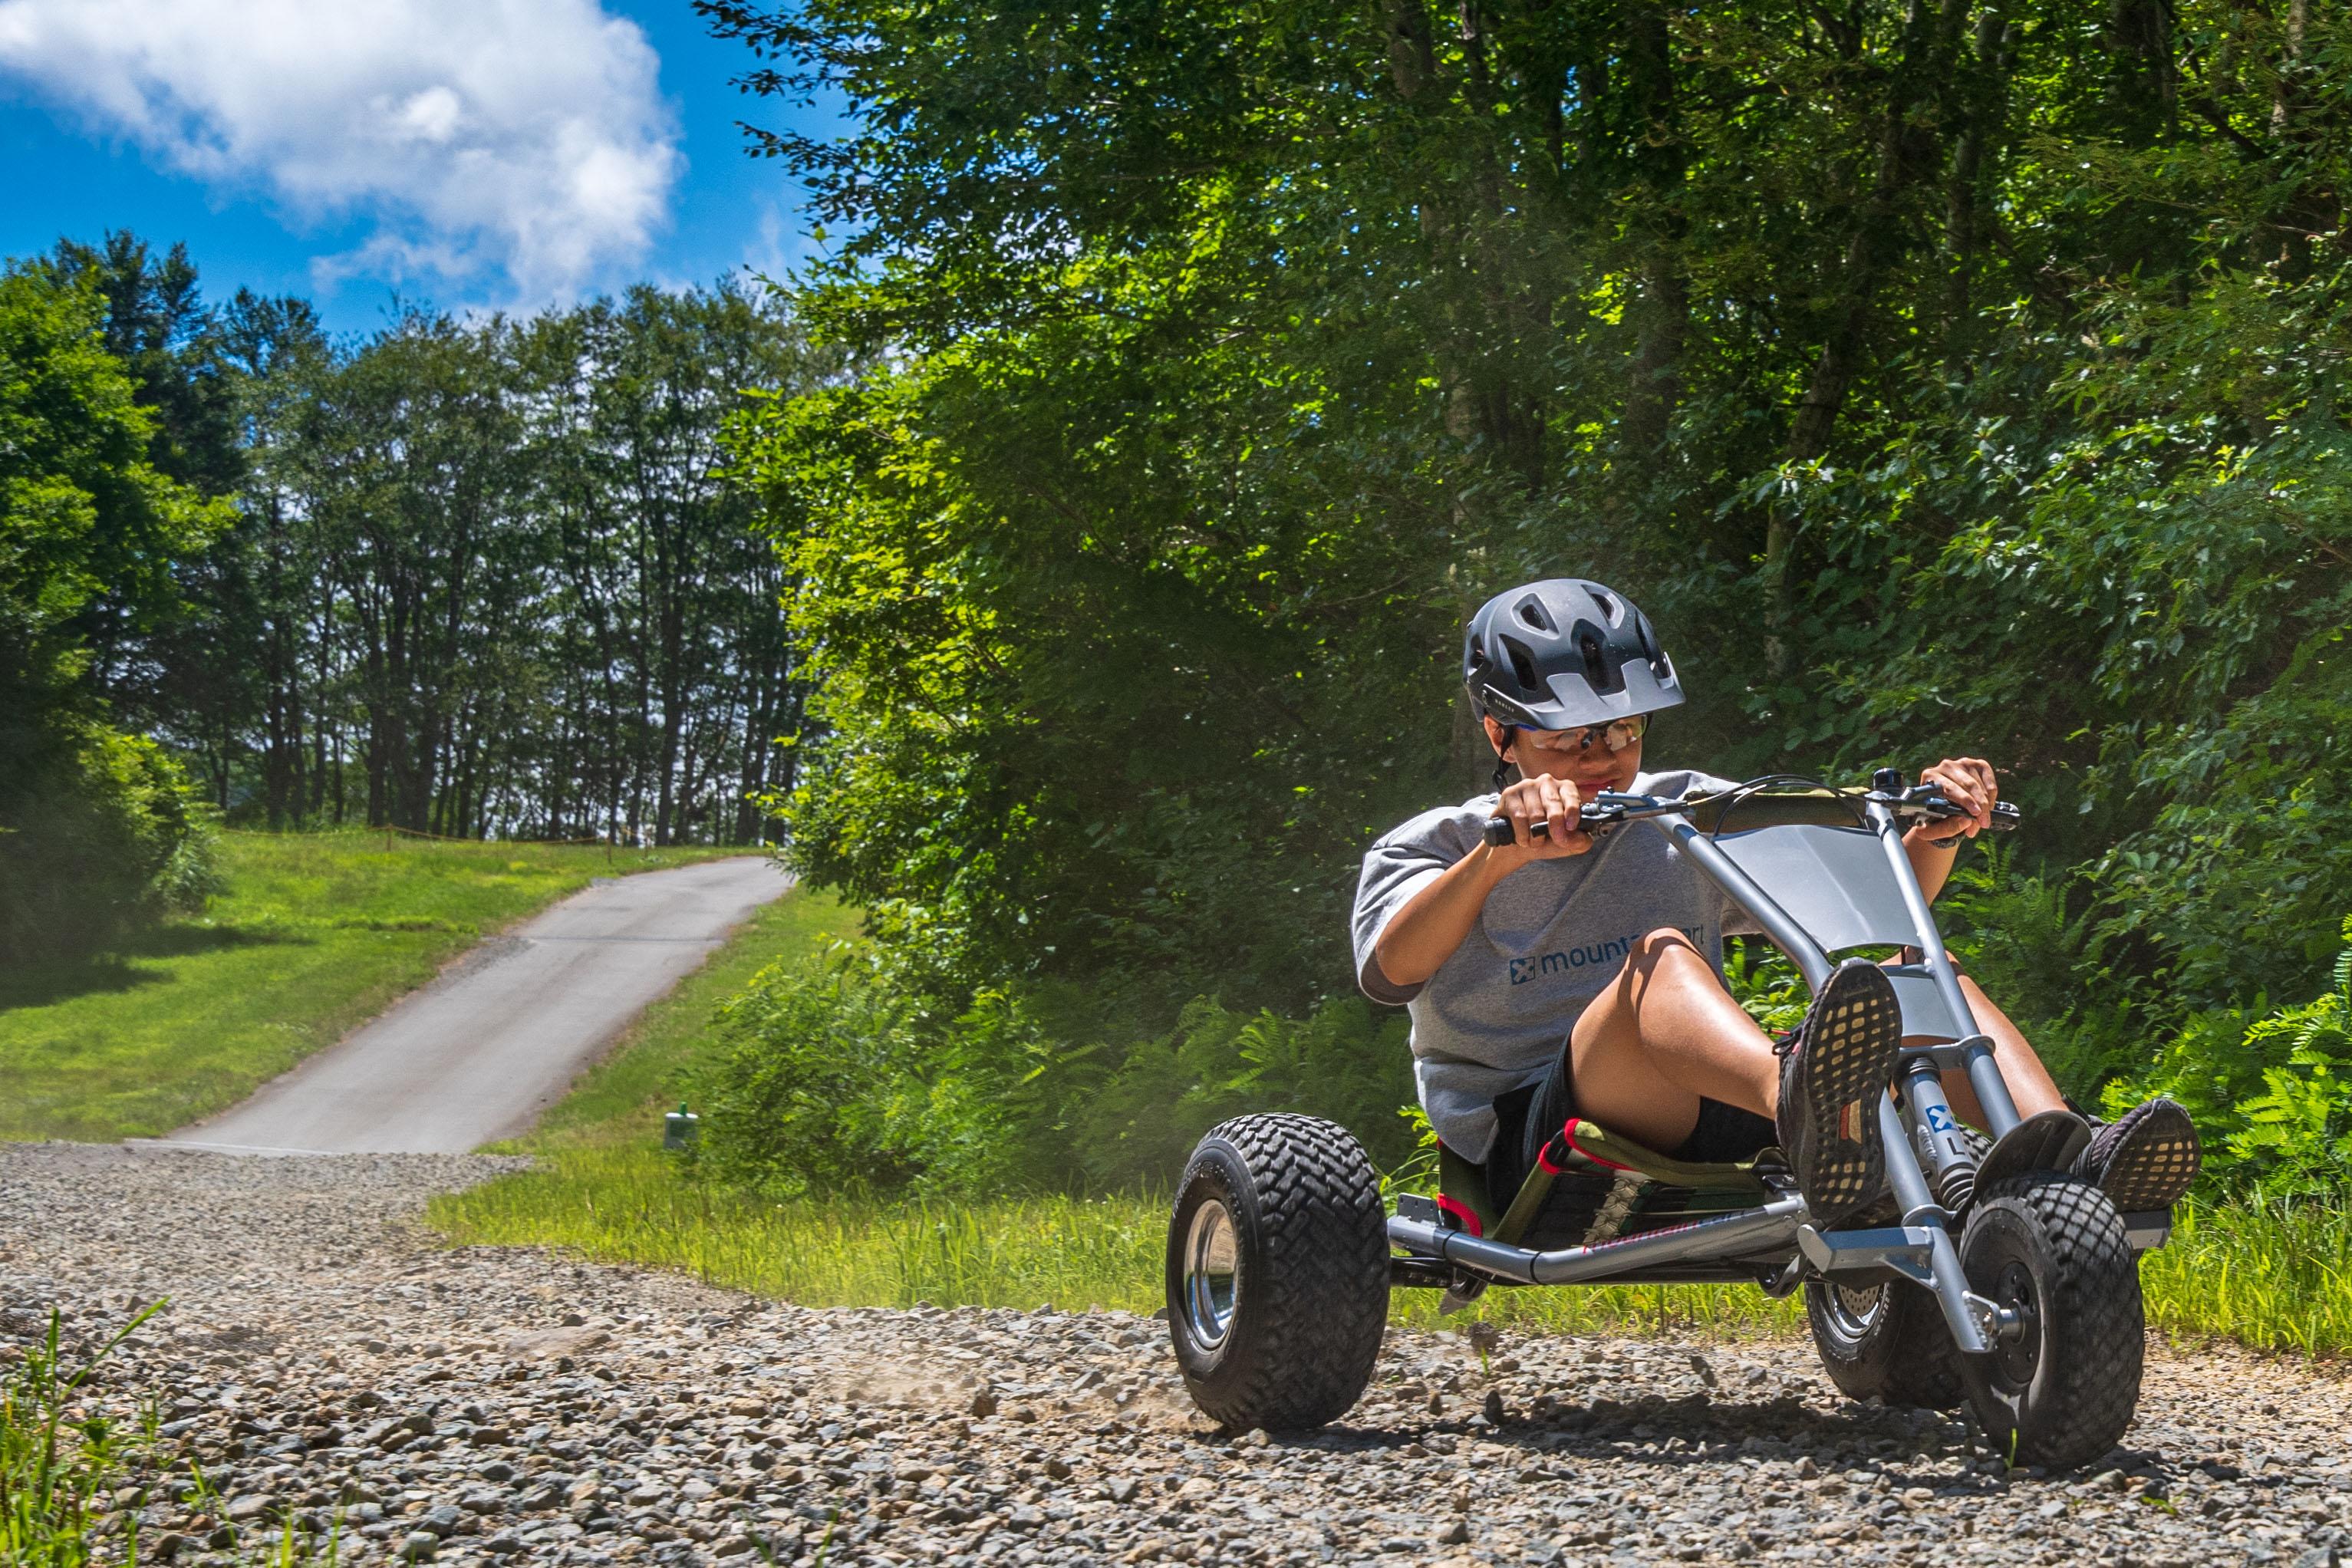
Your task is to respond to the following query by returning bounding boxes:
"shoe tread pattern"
[1183,1113,1388,1431]
[1787,964,1902,1223]
[2086,1099,2200,1212]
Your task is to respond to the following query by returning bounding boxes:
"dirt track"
[4,1141,2345,1568]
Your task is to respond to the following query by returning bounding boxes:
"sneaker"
[2072,1096,2200,1211]
[1774,959,1905,1227]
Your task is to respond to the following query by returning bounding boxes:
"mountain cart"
[1163,776,2167,1468]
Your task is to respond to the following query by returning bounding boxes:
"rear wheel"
[1804,1276,1967,1410]
[1958,1174,2144,1469]
[1165,1114,1388,1430]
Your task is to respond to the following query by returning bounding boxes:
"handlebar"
[1479,786,2020,849]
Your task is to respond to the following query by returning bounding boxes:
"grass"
[2138,1196,2352,1359]
[0,830,747,1141]
[2,1307,159,1566]
[435,1142,1172,1309]
[434,1141,1802,1336]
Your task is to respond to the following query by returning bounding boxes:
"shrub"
[0,717,219,967]
[694,942,1418,1198]
[1074,994,1416,1188]
[693,947,929,1197]
[1934,846,2147,1106]
[2107,917,2352,1198]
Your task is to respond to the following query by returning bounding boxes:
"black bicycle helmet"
[1461,578,1684,729]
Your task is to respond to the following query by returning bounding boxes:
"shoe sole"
[1794,964,1903,1226]
[2097,1103,2201,1211]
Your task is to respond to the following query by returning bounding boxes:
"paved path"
[160,856,790,1155]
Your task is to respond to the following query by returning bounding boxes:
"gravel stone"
[4,1140,2344,1568]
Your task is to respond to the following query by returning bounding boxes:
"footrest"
[2121,1208,2172,1252]
[1797,1224,1936,1285]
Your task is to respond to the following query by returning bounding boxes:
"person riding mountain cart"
[1161,578,2202,1468]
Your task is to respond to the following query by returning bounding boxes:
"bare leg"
[1922,973,2065,1128]
[1569,927,1783,1151]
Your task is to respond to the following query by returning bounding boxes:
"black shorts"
[1482,1037,1777,1208]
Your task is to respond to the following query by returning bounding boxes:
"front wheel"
[1804,1276,1967,1411]
[1958,1174,2145,1468]
[1165,1114,1388,1431]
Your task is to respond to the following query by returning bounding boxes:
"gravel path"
[3,1142,2343,1568]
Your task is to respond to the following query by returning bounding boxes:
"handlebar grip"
[1482,815,1589,847]
[1924,800,2023,844]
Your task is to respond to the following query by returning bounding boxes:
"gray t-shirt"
[1351,769,1755,1163]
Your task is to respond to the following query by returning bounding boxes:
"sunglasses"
[1514,713,1650,755]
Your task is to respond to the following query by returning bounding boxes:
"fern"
[2212,917,2352,1196]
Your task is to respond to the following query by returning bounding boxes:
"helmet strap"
[1490,731,1516,795]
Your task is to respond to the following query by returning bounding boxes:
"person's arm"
[1904,756,1998,903]
[1374,772,1593,987]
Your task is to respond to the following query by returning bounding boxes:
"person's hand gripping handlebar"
[1477,772,1595,857]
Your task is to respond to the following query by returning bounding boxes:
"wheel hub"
[1991,1259,2042,1385]
[1181,1199,1240,1349]
[1828,1281,1886,1336]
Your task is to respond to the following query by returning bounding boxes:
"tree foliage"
[0,262,225,963]
[36,238,852,843]
[687,0,2352,1184]
[706,0,2352,991]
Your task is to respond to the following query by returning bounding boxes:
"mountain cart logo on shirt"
[1508,925,1706,984]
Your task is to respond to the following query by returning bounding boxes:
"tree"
[703,0,2352,1033]
[0,261,226,962]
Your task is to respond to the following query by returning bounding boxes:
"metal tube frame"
[1644,796,2023,1342]
[1388,1196,1806,1288]
[1862,799,2021,1136]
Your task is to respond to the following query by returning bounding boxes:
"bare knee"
[1630,926,1702,964]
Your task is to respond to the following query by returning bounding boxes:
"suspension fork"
[1897,1052,1982,1211]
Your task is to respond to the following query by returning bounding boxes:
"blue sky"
[0,0,855,336]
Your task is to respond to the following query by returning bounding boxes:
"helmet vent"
[1588,588,1621,624]
[1578,629,1625,695]
[1516,598,1555,632]
[1502,637,1543,693]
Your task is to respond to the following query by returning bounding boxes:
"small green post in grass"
[664,1102,700,1151]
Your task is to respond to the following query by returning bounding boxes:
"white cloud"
[0,0,681,300]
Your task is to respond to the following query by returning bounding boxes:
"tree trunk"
[1620,0,1688,462]
[1767,0,1959,657]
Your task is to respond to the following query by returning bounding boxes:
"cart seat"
[1437,1120,1779,1252]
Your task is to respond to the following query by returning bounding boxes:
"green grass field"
[0,830,745,1141]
